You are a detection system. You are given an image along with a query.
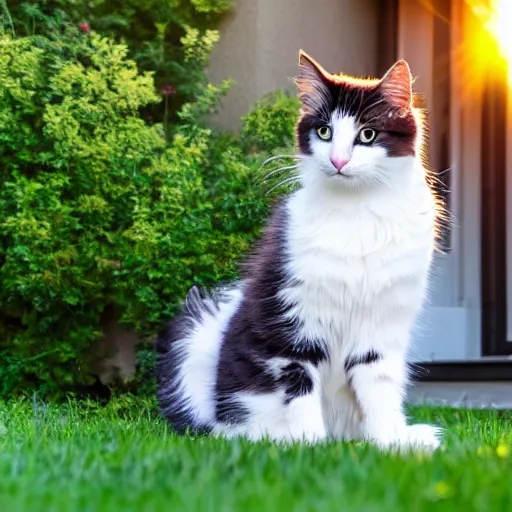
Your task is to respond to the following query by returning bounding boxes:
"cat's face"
[295,52,421,189]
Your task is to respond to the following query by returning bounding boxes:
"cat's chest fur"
[281,183,435,349]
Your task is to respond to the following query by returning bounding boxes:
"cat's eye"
[358,128,378,145]
[316,126,332,141]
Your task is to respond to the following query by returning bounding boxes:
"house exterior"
[208,0,512,384]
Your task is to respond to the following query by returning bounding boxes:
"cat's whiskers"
[355,88,366,122]
[356,97,387,124]
[261,154,301,168]
[266,176,301,195]
[374,173,449,230]
[357,115,382,130]
[425,168,451,195]
[258,164,299,183]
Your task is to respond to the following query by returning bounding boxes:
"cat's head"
[295,51,424,190]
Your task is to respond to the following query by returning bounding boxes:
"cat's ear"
[380,60,412,107]
[295,50,330,110]
[297,51,330,82]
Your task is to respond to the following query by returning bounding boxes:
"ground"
[0,398,511,511]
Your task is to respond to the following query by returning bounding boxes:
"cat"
[156,50,443,451]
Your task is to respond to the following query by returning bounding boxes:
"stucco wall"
[208,0,379,129]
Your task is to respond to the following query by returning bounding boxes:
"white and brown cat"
[156,51,443,451]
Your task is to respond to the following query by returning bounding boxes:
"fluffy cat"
[156,51,443,451]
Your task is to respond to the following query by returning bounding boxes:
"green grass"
[1,398,512,512]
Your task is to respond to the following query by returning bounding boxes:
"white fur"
[328,113,356,166]
[214,384,326,443]
[176,287,243,426]
[172,110,441,451]
[278,112,440,450]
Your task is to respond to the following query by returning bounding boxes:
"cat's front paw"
[402,423,443,451]
[372,423,442,452]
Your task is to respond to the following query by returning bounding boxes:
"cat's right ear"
[295,50,330,110]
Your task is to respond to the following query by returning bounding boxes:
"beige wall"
[208,0,379,129]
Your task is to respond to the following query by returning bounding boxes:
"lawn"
[0,398,511,512]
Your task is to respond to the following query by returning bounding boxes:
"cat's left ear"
[380,60,412,107]
[295,50,330,110]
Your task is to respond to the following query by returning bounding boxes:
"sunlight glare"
[464,0,511,88]
[484,0,512,62]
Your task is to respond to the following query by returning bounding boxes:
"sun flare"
[463,0,512,88]
[484,0,512,62]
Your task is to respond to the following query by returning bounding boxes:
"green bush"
[0,0,301,398]
[240,90,300,153]
[0,28,270,398]
[4,0,232,124]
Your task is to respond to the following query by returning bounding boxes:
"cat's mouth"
[331,172,355,180]
[321,167,357,181]
[323,167,354,178]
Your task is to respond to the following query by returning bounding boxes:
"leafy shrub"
[4,0,232,124]
[0,28,270,398]
[240,90,300,153]
[126,93,301,398]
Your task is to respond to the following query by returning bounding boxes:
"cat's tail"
[156,284,243,434]
[183,285,218,322]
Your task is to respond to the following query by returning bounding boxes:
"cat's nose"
[330,156,350,172]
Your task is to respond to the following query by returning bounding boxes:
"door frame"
[481,58,511,356]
